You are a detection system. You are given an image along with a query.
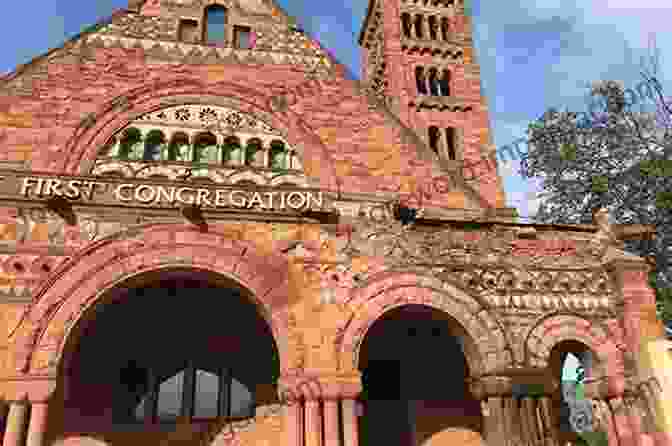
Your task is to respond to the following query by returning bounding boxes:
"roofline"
[358,0,375,46]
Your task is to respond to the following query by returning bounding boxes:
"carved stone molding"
[277,372,363,402]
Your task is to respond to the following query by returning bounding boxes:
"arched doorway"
[49,268,280,445]
[357,304,482,446]
[548,340,595,445]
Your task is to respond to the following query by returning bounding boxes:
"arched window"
[401,13,412,38]
[414,15,424,39]
[428,126,441,156]
[143,130,166,161]
[415,66,428,95]
[441,17,450,41]
[168,133,191,162]
[244,138,263,167]
[439,70,451,96]
[428,68,440,96]
[134,367,254,423]
[194,132,219,164]
[222,136,243,165]
[445,127,457,160]
[269,140,287,169]
[204,5,227,44]
[428,16,438,41]
[118,128,143,161]
[234,26,253,49]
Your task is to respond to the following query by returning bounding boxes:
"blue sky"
[1,0,669,222]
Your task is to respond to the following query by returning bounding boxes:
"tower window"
[439,70,451,96]
[428,68,440,96]
[401,13,412,38]
[428,16,438,41]
[428,126,441,156]
[204,5,227,44]
[234,25,252,49]
[445,127,457,160]
[441,17,450,41]
[415,67,428,94]
[178,19,199,43]
[414,15,424,39]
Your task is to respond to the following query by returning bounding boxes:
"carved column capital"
[468,376,513,399]
[469,369,557,399]
[0,376,57,403]
[277,372,363,402]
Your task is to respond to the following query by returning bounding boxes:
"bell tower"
[359,0,507,208]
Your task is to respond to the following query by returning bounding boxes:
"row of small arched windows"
[401,13,451,41]
[106,128,292,170]
[416,67,451,96]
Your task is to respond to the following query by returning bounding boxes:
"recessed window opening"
[401,13,412,38]
[445,127,457,160]
[204,5,227,44]
[234,25,252,49]
[428,126,441,156]
[428,68,440,96]
[439,69,451,96]
[178,19,199,43]
[414,15,424,39]
[428,16,438,40]
[415,66,428,94]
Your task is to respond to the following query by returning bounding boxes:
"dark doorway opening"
[358,304,482,446]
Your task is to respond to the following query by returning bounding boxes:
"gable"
[0,3,501,214]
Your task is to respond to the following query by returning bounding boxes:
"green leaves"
[591,176,609,193]
[560,143,577,161]
[656,191,672,209]
[640,159,672,177]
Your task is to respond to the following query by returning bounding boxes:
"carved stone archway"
[339,273,511,377]
[7,223,293,378]
[53,78,343,190]
[524,313,626,395]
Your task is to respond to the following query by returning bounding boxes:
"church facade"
[0,1,667,446]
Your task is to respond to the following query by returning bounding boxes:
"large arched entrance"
[48,268,280,446]
[357,304,483,446]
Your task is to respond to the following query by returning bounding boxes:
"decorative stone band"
[468,370,558,400]
[277,372,363,403]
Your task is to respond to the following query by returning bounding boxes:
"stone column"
[305,399,323,446]
[609,396,635,446]
[2,402,28,446]
[283,400,304,446]
[522,397,541,445]
[538,396,558,446]
[25,403,48,446]
[469,376,514,446]
[323,398,340,446]
[342,399,358,446]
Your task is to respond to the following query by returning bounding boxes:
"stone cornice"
[82,33,331,71]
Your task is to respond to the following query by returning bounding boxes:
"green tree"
[520,47,672,329]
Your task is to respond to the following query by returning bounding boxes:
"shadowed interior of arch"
[49,268,280,446]
[357,304,482,446]
[548,340,595,444]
